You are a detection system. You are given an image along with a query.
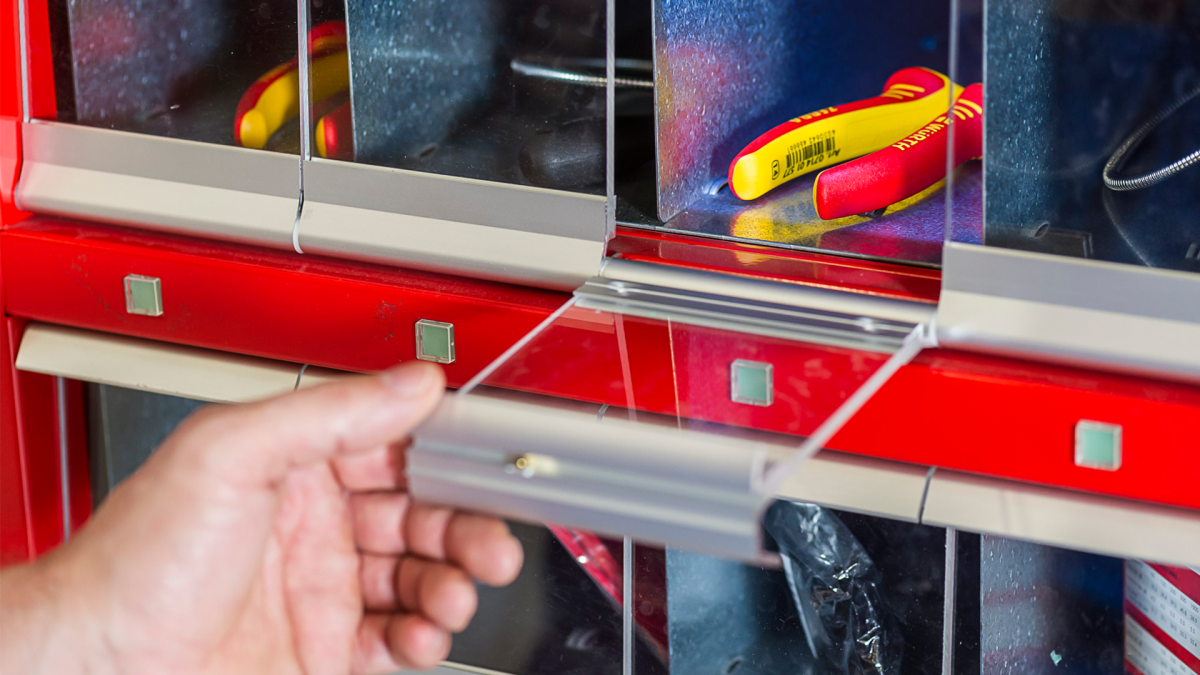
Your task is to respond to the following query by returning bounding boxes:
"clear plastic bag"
[764,501,904,675]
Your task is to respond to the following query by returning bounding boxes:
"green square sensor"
[731,360,773,407]
[123,275,163,317]
[415,320,455,364]
[1075,421,1122,471]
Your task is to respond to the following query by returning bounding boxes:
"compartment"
[973,0,1200,274]
[294,0,614,290]
[937,0,1200,385]
[632,507,949,675]
[41,0,301,150]
[308,0,610,194]
[18,0,305,248]
[611,0,977,268]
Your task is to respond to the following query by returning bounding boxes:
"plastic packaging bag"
[764,501,903,675]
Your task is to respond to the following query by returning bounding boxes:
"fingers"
[334,442,407,492]
[349,497,524,587]
[171,362,445,489]
[359,555,402,612]
[413,510,524,588]
[354,613,450,674]
[396,559,477,632]
[350,493,411,555]
[361,555,478,632]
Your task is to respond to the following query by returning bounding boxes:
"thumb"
[171,361,445,489]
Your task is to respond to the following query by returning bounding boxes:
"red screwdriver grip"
[814,83,983,221]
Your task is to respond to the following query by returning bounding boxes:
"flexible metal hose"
[1103,82,1200,191]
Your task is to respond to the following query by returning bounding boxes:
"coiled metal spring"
[1103,83,1200,191]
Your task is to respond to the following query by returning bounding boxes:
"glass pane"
[978,0,1200,273]
[42,0,300,151]
[634,506,948,675]
[310,0,610,195]
[614,0,960,268]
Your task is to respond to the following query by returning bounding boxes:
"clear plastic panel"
[976,0,1200,272]
[632,509,949,675]
[462,300,913,444]
[945,0,985,248]
[39,0,300,152]
[307,0,610,195]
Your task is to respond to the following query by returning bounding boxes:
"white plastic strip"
[923,469,1200,568]
[16,323,302,404]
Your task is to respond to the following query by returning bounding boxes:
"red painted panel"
[1,0,28,225]
[23,0,56,120]
[0,317,89,565]
[835,350,1200,512]
[2,0,20,119]
[6,318,65,557]
[1,219,567,384]
[0,117,24,227]
[0,317,32,565]
[4,219,1200,513]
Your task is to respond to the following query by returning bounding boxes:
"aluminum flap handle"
[409,395,775,564]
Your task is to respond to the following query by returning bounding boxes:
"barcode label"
[782,131,839,179]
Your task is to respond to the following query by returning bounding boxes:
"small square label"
[123,275,163,317]
[416,320,455,364]
[731,360,773,407]
[1075,420,1122,471]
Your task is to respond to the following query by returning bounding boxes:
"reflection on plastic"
[764,501,903,675]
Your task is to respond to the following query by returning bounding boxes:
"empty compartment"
[615,0,979,267]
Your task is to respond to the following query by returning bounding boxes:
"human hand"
[0,362,524,675]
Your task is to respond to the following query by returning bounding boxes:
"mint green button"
[416,320,455,364]
[731,360,773,407]
[1075,421,1121,471]
[123,275,162,317]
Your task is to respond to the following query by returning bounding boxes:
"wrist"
[0,555,112,675]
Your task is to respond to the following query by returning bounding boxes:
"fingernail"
[382,363,435,397]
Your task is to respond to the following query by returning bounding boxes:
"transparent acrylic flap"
[411,276,932,562]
